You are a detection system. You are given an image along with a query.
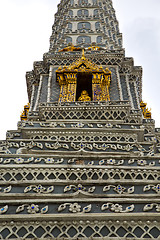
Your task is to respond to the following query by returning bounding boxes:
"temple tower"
[0,0,160,239]
[49,0,122,51]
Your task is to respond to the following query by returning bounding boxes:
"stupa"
[0,0,160,239]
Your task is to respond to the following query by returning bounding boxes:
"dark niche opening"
[76,72,92,101]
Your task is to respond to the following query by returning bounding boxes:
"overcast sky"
[0,0,160,140]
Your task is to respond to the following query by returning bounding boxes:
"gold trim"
[56,50,111,102]
[59,44,81,52]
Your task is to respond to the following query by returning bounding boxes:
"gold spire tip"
[81,49,85,60]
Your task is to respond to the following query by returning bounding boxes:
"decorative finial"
[20,103,30,121]
[140,101,152,119]
[81,49,85,60]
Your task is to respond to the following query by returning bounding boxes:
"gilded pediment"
[56,50,111,74]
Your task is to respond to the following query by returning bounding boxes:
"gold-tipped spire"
[81,49,86,60]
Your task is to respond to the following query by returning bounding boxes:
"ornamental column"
[64,73,77,102]
[92,73,103,101]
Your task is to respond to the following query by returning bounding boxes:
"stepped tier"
[0,101,160,239]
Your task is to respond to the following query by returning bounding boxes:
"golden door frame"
[56,52,111,102]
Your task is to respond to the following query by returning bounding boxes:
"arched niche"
[56,51,111,102]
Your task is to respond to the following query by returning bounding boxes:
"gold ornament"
[20,103,30,121]
[78,90,91,102]
[140,101,152,119]
[56,49,111,102]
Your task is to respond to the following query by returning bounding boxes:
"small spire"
[81,49,85,60]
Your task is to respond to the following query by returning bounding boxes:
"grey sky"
[0,0,159,139]
[113,0,160,129]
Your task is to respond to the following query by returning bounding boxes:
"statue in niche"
[78,90,91,101]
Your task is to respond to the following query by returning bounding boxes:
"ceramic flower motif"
[107,159,116,165]
[137,159,147,166]
[72,123,84,128]
[24,185,54,194]
[144,184,160,194]
[33,185,46,193]
[152,184,160,193]
[69,203,81,213]
[27,204,39,214]
[101,203,134,213]
[15,158,24,164]
[115,185,126,194]
[99,159,124,166]
[103,185,134,194]
[110,204,123,213]
[45,158,55,163]
[64,184,95,193]
[16,204,48,214]
[58,203,91,213]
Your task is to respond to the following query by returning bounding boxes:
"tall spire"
[1,1,160,239]
[26,0,142,114]
[49,0,123,51]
